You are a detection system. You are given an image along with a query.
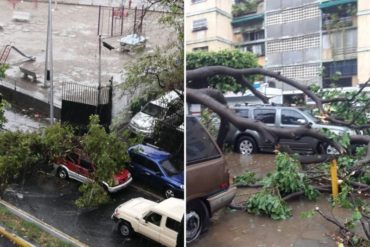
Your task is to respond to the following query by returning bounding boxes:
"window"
[254,109,276,124]
[281,110,306,125]
[192,19,207,32]
[141,103,165,118]
[323,59,357,88]
[80,159,93,171]
[166,217,180,232]
[186,117,221,165]
[235,109,249,118]
[242,30,264,42]
[161,159,181,176]
[241,43,265,56]
[192,0,205,3]
[193,46,208,52]
[67,153,79,163]
[145,212,162,226]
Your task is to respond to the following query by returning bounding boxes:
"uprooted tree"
[187,65,370,246]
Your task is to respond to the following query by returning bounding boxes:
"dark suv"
[186,116,236,243]
[225,105,357,155]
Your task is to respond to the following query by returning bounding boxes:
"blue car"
[128,144,184,198]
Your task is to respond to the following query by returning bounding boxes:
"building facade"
[186,0,234,51]
[186,0,370,91]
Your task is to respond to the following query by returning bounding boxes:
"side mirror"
[296,119,306,125]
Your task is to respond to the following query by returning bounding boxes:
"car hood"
[171,173,184,186]
[115,197,157,219]
[129,112,156,130]
[312,124,356,135]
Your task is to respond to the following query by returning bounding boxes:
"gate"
[61,82,112,133]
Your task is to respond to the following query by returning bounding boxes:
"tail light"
[219,180,229,190]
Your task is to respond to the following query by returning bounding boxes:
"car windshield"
[160,158,182,177]
[142,103,165,118]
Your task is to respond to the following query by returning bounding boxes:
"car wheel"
[186,200,209,243]
[164,188,175,198]
[118,221,133,238]
[325,144,340,155]
[237,136,257,155]
[57,168,68,179]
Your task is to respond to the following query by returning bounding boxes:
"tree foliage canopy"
[187,50,259,93]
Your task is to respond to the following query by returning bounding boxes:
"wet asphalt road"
[3,173,164,247]
[0,237,17,247]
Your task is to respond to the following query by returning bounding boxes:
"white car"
[112,197,184,247]
[129,91,180,136]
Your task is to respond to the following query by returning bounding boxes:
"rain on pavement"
[3,173,164,247]
[191,153,354,247]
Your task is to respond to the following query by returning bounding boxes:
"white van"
[129,91,180,136]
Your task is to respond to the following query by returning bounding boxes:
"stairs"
[0,45,12,65]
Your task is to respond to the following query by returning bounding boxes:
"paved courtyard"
[0,1,174,113]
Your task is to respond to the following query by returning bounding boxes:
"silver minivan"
[225,105,357,155]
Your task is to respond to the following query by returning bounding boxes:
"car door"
[78,159,94,183]
[65,153,80,181]
[160,216,180,247]
[130,154,164,188]
[253,108,277,149]
[279,109,313,152]
[138,211,162,243]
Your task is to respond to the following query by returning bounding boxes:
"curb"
[0,199,88,247]
[0,226,36,247]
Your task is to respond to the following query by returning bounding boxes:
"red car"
[53,150,132,193]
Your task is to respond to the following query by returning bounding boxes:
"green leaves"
[246,153,319,220]
[246,190,292,220]
[262,153,319,200]
[75,183,110,208]
[235,170,258,185]
[187,50,259,93]
[0,63,9,78]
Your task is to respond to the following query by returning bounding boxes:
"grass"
[0,204,74,247]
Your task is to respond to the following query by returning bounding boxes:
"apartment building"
[186,0,370,91]
[185,0,234,51]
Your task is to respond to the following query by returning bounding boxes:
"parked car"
[129,91,180,136]
[225,104,358,155]
[111,197,183,247]
[128,144,184,198]
[53,150,132,193]
[186,116,236,243]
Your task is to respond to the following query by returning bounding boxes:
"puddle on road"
[192,152,354,247]
[225,153,276,178]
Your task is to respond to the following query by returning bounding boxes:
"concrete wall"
[357,0,370,83]
[186,0,234,51]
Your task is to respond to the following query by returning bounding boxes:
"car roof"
[151,91,179,107]
[153,198,184,222]
[129,144,170,161]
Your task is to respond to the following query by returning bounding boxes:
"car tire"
[57,168,68,179]
[186,200,209,244]
[164,188,175,198]
[236,136,257,155]
[324,143,340,155]
[118,221,134,238]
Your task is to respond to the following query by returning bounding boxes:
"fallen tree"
[187,65,370,246]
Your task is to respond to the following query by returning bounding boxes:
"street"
[191,153,352,247]
[0,237,17,247]
[3,172,164,247]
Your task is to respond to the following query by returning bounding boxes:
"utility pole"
[44,0,54,124]
[98,35,102,109]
